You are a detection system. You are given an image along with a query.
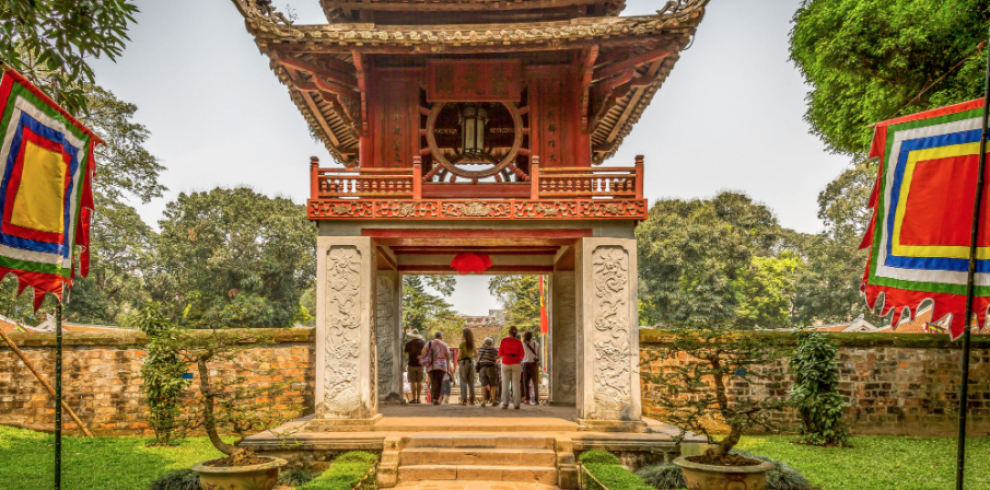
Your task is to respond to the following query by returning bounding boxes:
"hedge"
[579,450,652,490]
[297,452,379,490]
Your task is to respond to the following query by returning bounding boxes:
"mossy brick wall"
[0,329,315,436]
[639,330,990,436]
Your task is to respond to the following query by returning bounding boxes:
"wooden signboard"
[427,60,522,102]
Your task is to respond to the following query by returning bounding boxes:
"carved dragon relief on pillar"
[320,246,363,417]
[555,274,577,400]
[375,275,396,398]
[591,246,632,414]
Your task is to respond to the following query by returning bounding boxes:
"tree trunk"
[197,356,237,456]
[707,352,737,457]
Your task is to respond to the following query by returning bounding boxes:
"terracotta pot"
[191,456,286,490]
[673,456,774,490]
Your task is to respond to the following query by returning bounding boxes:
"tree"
[790,0,990,156]
[0,0,140,114]
[153,187,316,329]
[733,253,805,329]
[402,275,464,339]
[790,329,850,446]
[636,192,790,328]
[792,162,880,325]
[487,275,543,333]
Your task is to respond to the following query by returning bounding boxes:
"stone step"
[397,465,558,485]
[400,448,557,467]
[404,435,552,449]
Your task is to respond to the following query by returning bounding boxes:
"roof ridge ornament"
[657,0,709,20]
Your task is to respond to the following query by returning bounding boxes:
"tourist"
[404,329,426,404]
[421,331,452,406]
[476,337,499,407]
[457,328,477,405]
[498,326,524,409]
[521,330,541,405]
[441,371,453,404]
[402,371,412,403]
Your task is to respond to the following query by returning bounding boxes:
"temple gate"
[232,0,707,433]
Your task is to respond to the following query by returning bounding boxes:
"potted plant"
[641,326,787,490]
[140,304,304,490]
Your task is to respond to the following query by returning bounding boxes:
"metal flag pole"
[54,295,62,490]
[956,28,990,490]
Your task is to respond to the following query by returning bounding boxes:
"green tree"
[636,192,789,328]
[152,187,316,329]
[487,275,544,333]
[0,0,140,113]
[402,275,464,338]
[136,302,189,446]
[790,0,990,155]
[733,253,806,329]
[792,162,880,325]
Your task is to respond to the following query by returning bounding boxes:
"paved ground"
[395,481,559,490]
[381,403,575,419]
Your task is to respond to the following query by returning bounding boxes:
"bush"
[148,469,200,490]
[583,464,654,490]
[790,330,850,446]
[635,464,685,490]
[579,449,620,465]
[278,468,314,486]
[334,451,380,465]
[297,451,378,490]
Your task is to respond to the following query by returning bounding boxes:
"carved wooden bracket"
[352,50,369,136]
[580,45,600,134]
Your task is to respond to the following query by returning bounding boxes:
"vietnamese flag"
[539,275,549,334]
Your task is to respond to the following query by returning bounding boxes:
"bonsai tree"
[641,326,789,463]
[789,329,849,446]
[138,305,305,465]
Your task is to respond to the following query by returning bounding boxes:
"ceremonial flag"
[539,275,548,334]
[0,68,98,309]
[860,98,990,340]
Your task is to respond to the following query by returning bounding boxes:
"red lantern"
[450,252,493,274]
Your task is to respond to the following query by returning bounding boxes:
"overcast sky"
[89,0,850,315]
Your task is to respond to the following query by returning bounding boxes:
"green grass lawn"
[0,425,228,490]
[736,435,990,490]
[3,425,990,490]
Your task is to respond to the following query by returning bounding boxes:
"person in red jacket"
[498,326,524,409]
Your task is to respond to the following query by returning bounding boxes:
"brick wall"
[639,330,990,436]
[0,329,315,436]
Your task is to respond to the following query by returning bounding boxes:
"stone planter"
[191,456,286,490]
[673,456,774,490]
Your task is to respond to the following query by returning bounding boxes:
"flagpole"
[956,29,990,490]
[54,297,62,490]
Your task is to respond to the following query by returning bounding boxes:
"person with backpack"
[403,329,426,404]
[476,337,499,407]
[498,326,524,409]
[520,330,541,405]
[420,331,452,406]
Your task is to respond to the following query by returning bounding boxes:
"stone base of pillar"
[304,414,383,432]
[576,418,648,433]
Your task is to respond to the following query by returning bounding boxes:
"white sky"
[89,0,850,315]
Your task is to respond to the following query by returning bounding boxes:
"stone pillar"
[574,237,645,432]
[376,270,404,405]
[549,270,577,406]
[311,237,381,430]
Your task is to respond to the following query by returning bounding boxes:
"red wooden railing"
[309,155,644,201]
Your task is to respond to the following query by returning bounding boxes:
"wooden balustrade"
[309,155,644,201]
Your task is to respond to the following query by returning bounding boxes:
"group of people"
[402,326,542,409]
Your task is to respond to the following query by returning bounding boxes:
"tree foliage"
[790,0,990,156]
[0,0,140,114]
[401,275,464,338]
[637,192,800,328]
[152,187,316,329]
[487,275,544,333]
